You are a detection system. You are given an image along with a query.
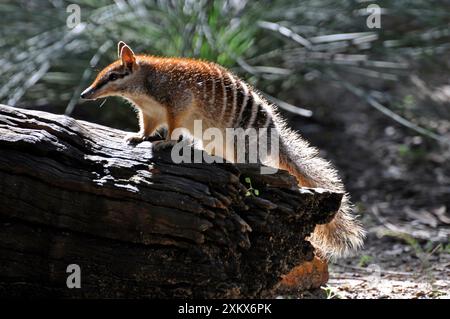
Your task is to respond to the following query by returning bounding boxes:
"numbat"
[81,41,365,259]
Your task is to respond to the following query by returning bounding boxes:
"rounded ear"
[120,44,136,71]
[117,41,126,58]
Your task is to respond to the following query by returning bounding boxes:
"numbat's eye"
[109,73,119,81]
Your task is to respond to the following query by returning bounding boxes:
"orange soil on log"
[279,256,329,291]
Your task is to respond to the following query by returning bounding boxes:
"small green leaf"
[254,189,259,196]
[245,177,251,184]
[245,191,251,197]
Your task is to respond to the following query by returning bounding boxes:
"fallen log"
[0,104,342,298]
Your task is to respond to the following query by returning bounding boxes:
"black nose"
[80,87,92,99]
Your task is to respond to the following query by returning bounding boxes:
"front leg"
[125,110,159,144]
[151,113,183,150]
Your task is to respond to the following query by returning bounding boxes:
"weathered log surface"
[0,104,342,298]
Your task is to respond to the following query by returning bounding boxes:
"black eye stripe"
[108,72,128,81]
[95,72,129,89]
[96,80,107,90]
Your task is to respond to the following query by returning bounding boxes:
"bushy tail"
[273,118,365,260]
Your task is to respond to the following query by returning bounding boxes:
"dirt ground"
[286,81,450,299]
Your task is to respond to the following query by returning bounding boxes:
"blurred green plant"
[358,254,373,267]
[397,143,427,161]
[1,0,449,142]
[321,285,341,299]
[0,0,258,114]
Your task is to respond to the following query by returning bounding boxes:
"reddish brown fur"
[82,43,365,259]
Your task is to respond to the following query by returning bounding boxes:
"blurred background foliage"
[2,1,449,294]
[0,0,449,143]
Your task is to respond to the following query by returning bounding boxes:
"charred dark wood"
[0,104,342,298]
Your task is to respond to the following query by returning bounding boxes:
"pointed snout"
[80,86,96,100]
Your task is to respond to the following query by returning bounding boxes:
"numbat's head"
[81,41,142,100]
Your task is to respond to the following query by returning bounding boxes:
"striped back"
[198,62,274,131]
[135,56,275,131]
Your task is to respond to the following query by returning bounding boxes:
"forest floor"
[287,81,450,299]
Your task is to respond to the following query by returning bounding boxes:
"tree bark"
[0,104,342,298]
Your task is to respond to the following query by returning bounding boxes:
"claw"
[124,132,146,144]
